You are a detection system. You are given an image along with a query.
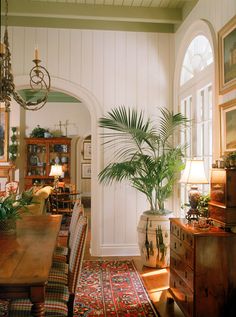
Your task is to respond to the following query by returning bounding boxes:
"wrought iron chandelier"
[0,0,51,111]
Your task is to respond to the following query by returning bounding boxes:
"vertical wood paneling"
[115,32,126,104]
[47,29,59,77]
[36,28,48,68]
[11,27,25,76]
[103,31,116,110]
[70,29,82,85]
[81,30,93,91]
[147,33,159,114]
[125,32,137,107]
[92,31,104,105]
[136,33,148,111]
[58,29,70,80]
[157,33,170,108]
[24,28,35,75]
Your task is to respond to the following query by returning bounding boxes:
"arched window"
[177,29,214,217]
[180,35,213,86]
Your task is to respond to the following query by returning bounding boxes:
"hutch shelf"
[24,137,71,189]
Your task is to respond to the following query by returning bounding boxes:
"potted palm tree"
[98,106,188,268]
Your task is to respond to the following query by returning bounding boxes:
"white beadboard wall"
[9,27,174,256]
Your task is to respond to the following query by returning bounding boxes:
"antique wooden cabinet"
[24,137,71,188]
[169,218,236,317]
[209,168,236,227]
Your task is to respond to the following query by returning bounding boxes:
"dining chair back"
[68,201,84,249]
[66,215,87,316]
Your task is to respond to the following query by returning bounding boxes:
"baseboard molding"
[100,243,140,256]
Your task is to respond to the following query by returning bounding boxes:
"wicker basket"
[0,219,16,234]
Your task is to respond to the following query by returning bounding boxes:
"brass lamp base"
[186,185,201,222]
[186,208,200,222]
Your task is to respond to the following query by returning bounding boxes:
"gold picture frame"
[0,108,9,162]
[83,141,91,160]
[220,98,236,154]
[218,15,236,94]
[81,163,91,179]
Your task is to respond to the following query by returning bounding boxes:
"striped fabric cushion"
[53,204,84,264]
[68,205,84,249]
[9,298,68,316]
[55,245,68,254]
[68,215,88,293]
[49,216,87,294]
[46,284,69,302]
[48,270,68,285]
[51,261,69,274]
[53,253,67,263]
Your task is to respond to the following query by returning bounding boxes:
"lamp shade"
[179,159,208,184]
[49,164,63,177]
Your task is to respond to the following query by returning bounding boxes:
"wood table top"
[0,214,62,286]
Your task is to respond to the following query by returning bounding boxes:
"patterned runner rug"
[74,260,160,317]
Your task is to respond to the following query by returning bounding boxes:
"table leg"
[30,286,45,316]
[31,302,45,316]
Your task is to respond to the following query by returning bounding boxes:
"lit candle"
[34,47,39,60]
[0,43,6,55]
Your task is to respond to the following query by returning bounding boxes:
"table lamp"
[49,164,63,189]
[179,159,208,221]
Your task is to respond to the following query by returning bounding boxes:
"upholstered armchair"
[26,186,53,215]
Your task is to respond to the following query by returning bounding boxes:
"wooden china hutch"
[24,137,71,189]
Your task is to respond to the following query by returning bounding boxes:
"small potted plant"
[30,125,50,138]
[0,189,34,234]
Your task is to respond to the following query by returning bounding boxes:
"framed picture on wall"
[0,108,9,162]
[81,163,91,179]
[220,98,236,153]
[83,141,91,160]
[218,15,236,94]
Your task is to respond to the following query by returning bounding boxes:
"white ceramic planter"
[137,211,172,268]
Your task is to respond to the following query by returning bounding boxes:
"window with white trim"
[179,35,213,216]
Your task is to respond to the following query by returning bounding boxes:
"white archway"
[15,76,103,256]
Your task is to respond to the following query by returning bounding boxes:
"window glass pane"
[180,35,213,86]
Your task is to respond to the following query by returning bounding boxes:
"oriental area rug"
[73,260,160,317]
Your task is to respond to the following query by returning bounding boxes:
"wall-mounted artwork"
[81,163,91,179]
[220,98,236,153]
[218,15,236,94]
[0,108,9,162]
[83,141,91,160]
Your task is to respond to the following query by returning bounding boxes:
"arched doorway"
[15,76,103,256]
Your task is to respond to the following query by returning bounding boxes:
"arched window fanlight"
[180,35,213,86]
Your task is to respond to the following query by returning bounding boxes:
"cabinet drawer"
[170,250,193,291]
[169,270,193,317]
[170,222,181,239]
[170,234,194,269]
[181,229,194,247]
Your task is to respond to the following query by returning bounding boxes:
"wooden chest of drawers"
[169,218,236,317]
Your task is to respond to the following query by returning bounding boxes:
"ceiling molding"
[1,0,199,33]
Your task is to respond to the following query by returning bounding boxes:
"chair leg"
[68,293,75,317]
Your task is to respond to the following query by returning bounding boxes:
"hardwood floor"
[83,208,185,317]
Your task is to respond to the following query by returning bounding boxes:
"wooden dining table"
[0,214,62,316]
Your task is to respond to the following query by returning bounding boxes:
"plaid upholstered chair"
[53,201,84,264]
[8,216,88,316]
[49,215,88,316]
